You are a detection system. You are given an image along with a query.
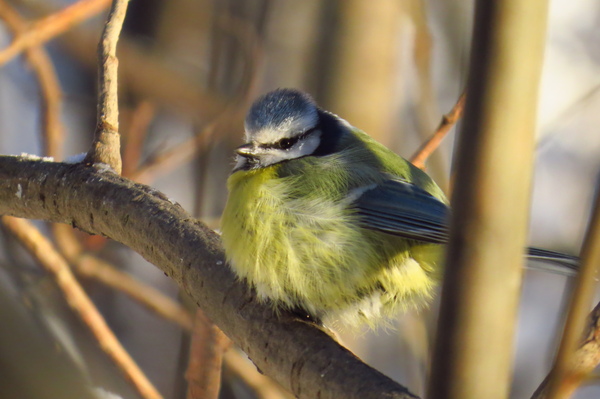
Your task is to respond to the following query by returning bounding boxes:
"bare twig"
[51,221,289,398]
[0,0,111,66]
[532,300,600,398]
[52,223,193,330]
[537,189,600,399]
[84,0,129,173]
[2,216,163,399]
[186,309,232,399]
[212,12,263,100]
[407,0,438,143]
[0,1,64,159]
[410,92,466,169]
[81,254,195,329]
[53,224,289,399]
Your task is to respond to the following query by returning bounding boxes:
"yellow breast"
[221,165,441,327]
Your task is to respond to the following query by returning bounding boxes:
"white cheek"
[262,132,321,165]
[260,152,281,167]
[239,130,323,168]
[291,132,321,158]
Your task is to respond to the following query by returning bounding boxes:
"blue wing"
[351,179,579,274]
[352,179,450,244]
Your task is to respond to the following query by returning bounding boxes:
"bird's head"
[233,89,324,171]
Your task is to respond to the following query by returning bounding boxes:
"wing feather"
[351,179,579,274]
[352,179,450,244]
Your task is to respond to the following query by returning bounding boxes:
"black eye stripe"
[261,127,318,150]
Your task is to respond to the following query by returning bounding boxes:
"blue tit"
[220,88,578,328]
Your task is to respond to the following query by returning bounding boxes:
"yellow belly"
[221,167,441,327]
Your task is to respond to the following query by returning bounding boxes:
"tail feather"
[526,247,580,276]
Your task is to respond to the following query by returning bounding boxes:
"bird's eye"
[278,138,295,150]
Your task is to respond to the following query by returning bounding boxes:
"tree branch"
[84,0,129,173]
[532,300,600,398]
[428,0,549,397]
[533,187,600,399]
[186,309,231,399]
[0,156,418,399]
[409,91,465,170]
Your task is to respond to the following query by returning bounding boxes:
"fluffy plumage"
[221,89,446,327]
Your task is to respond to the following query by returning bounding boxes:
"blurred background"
[0,0,599,398]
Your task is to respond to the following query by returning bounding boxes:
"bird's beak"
[235,143,256,158]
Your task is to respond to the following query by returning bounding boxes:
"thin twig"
[84,0,129,173]
[186,309,232,399]
[2,216,163,399]
[80,254,195,329]
[532,300,600,398]
[214,12,263,100]
[536,188,600,399]
[410,92,466,169]
[52,224,193,330]
[0,0,111,66]
[0,1,64,159]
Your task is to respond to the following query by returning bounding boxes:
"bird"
[220,88,579,329]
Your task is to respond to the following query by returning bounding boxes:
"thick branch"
[428,1,549,398]
[0,156,417,399]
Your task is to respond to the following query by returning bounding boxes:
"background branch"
[535,187,600,399]
[409,92,465,170]
[532,299,600,398]
[186,309,231,399]
[0,0,64,159]
[0,0,111,66]
[1,215,163,399]
[8,0,228,122]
